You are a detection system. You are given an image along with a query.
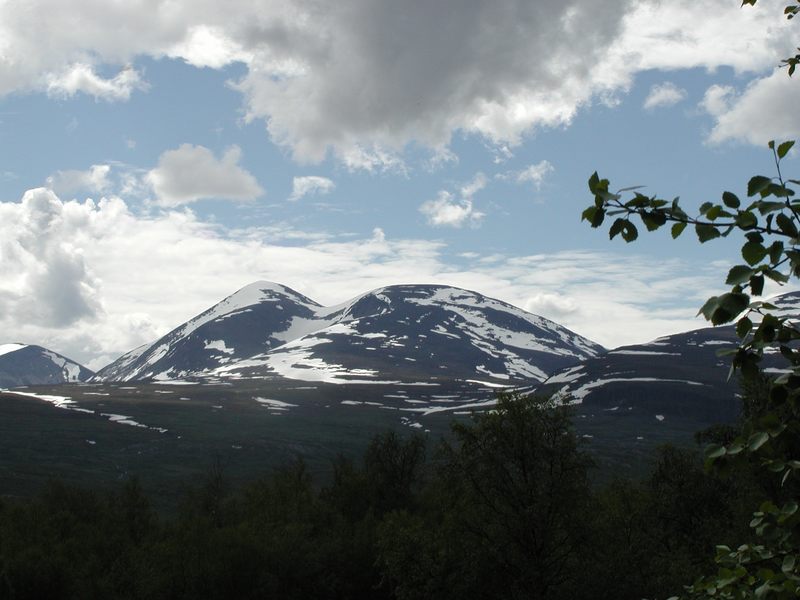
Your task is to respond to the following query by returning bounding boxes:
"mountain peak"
[228,281,322,307]
[97,281,604,384]
[0,344,93,387]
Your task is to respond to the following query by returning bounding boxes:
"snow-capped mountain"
[0,344,94,388]
[537,290,800,421]
[96,281,604,384]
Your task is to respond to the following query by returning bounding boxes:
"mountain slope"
[537,290,800,421]
[0,344,94,388]
[96,282,328,381]
[97,282,605,385]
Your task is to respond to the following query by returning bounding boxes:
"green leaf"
[782,554,796,574]
[778,140,795,159]
[776,212,799,237]
[698,296,720,321]
[581,206,606,228]
[671,222,687,239]
[764,269,790,284]
[711,292,750,325]
[706,204,723,220]
[757,201,788,215]
[640,211,666,231]
[742,241,768,265]
[768,241,784,264]
[608,218,626,240]
[726,265,754,285]
[588,172,601,194]
[722,191,741,208]
[748,175,773,197]
[736,211,758,229]
[706,444,726,459]
[696,223,721,243]
[621,222,638,242]
[748,431,769,451]
[750,274,764,295]
[737,316,753,337]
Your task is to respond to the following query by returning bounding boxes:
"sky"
[1,0,800,370]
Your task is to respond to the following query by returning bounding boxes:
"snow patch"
[255,397,298,410]
[608,350,681,356]
[205,340,234,354]
[559,377,706,403]
[0,343,26,357]
[546,365,585,385]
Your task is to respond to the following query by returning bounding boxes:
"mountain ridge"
[95,281,605,385]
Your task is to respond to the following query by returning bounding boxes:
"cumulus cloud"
[0,185,750,367]
[421,172,487,228]
[46,164,112,197]
[702,70,800,145]
[167,25,250,68]
[700,84,735,116]
[146,144,264,206]
[643,82,687,110]
[289,176,335,202]
[0,188,101,329]
[46,64,147,101]
[420,192,484,228]
[0,0,791,159]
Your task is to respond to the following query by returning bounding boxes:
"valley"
[1,280,774,504]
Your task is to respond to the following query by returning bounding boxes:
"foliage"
[379,393,595,600]
[0,420,768,600]
[581,3,800,596]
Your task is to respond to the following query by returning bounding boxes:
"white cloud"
[0,188,102,329]
[289,176,335,202]
[46,64,146,101]
[421,172,487,228]
[146,144,264,206]
[167,25,250,69]
[420,192,484,228]
[0,0,792,161]
[460,172,488,200]
[643,82,687,110]
[516,160,554,190]
[0,185,761,367]
[46,164,112,197]
[702,70,800,145]
[700,84,735,116]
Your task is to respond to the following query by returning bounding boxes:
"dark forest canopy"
[0,393,765,600]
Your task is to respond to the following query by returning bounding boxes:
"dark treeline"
[0,393,765,600]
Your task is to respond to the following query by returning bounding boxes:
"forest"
[0,391,771,600]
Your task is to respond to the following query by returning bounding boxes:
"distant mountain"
[536,290,800,422]
[536,326,741,422]
[0,344,94,388]
[96,281,605,385]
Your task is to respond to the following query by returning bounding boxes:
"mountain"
[536,326,741,422]
[536,290,800,422]
[0,344,94,388]
[96,281,605,385]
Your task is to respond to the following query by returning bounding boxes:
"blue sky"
[1,0,799,369]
